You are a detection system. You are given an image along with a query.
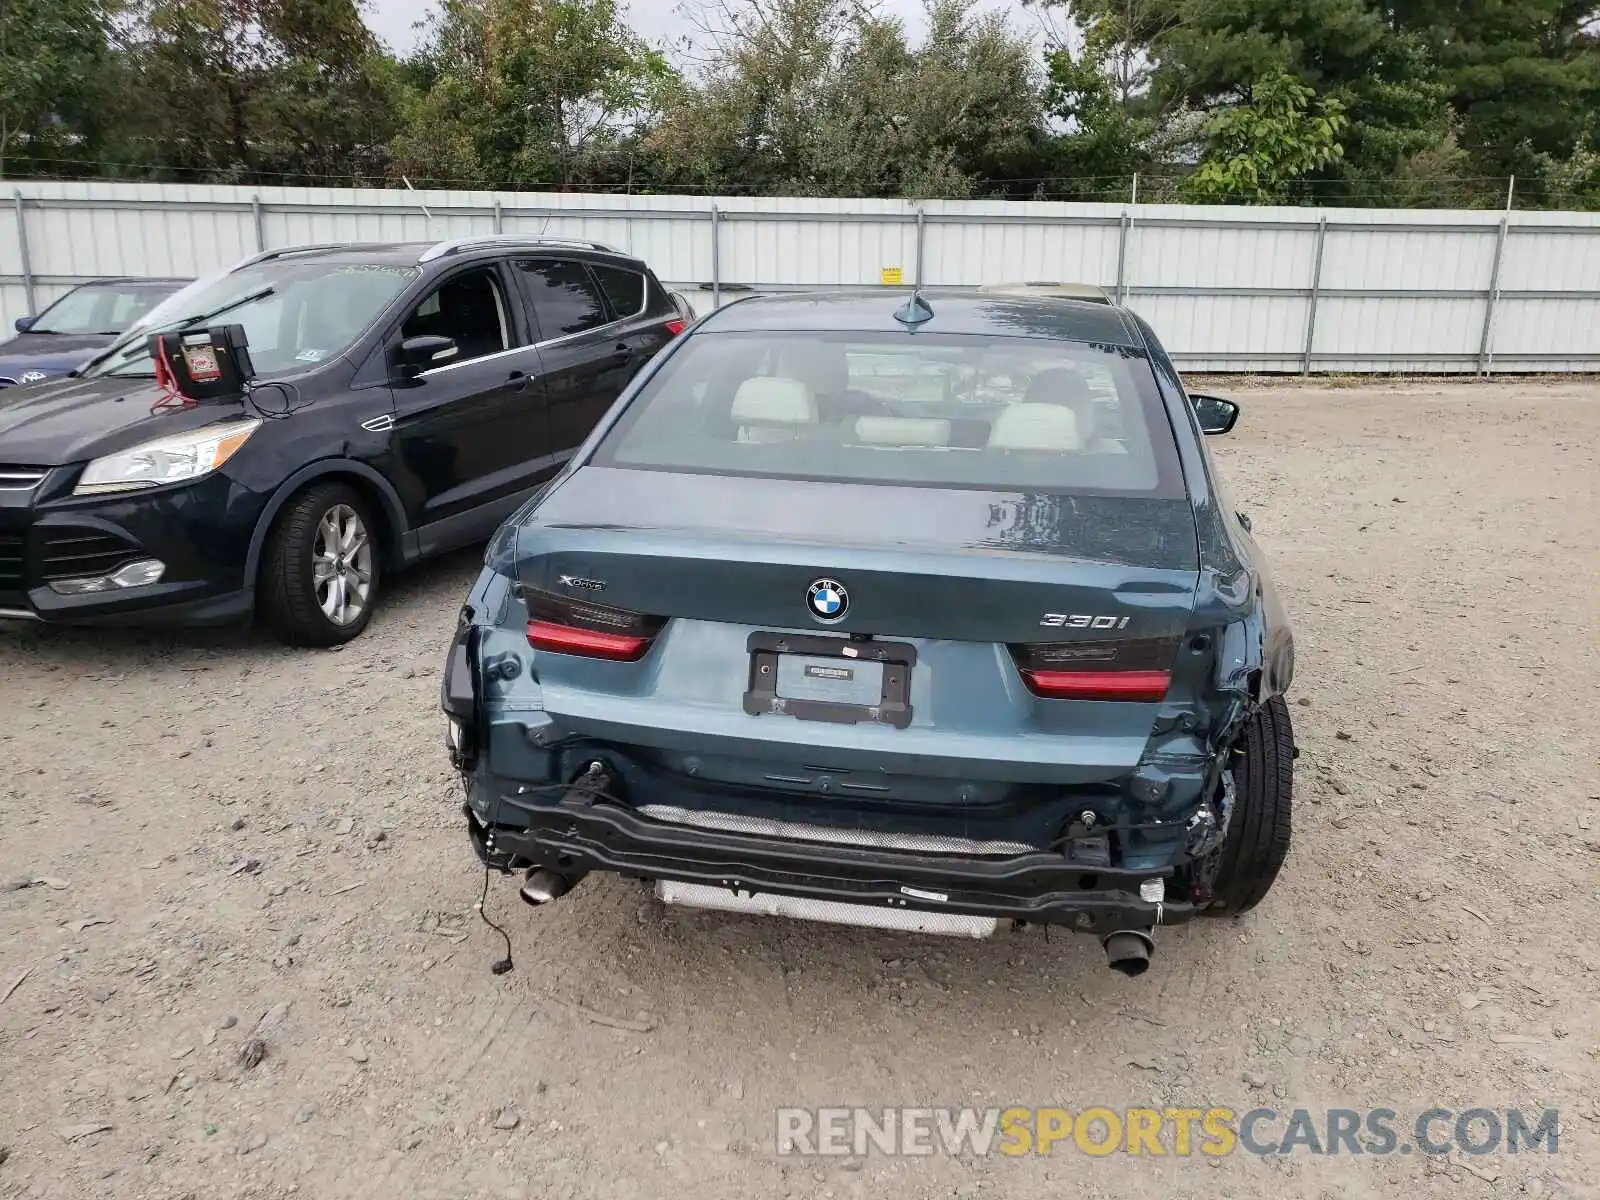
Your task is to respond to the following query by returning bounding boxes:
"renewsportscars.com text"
[776,1106,1560,1158]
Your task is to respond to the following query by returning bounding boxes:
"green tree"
[116,0,401,182]
[1042,20,1157,200]
[1054,0,1454,202]
[648,0,853,194]
[1181,70,1347,203]
[390,0,677,189]
[1390,0,1600,205]
[0,0,117,176]
[649,0,1048,198]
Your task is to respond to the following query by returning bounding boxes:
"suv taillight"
[1009,635,1180,701]
[664,318,686,336]
[524,588,666,661]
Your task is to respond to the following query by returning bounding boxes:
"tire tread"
[1209,694,1294,914]
[258,482,378,647]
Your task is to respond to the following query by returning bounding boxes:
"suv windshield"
[81,260,419,379]
[591,331,1184,496]
[30,283,175,335]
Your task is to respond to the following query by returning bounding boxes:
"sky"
[361,0,1044,59]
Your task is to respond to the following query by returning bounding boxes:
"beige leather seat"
[731,377,818,442]
[986,403,1084,452]
[851,416,952,447]
[1020,366,1127,454]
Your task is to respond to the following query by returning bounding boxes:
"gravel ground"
[1,378,1596,1200]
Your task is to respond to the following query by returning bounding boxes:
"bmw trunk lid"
[516,466,1199,644]
[487,465,1204,791]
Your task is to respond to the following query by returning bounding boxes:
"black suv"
[0,236,686,644]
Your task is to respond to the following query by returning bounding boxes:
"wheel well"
[257,470,404,588]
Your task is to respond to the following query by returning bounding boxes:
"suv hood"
[0,374,247,467]
[0,332,113,379]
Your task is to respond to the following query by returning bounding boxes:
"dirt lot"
[1,379,1596,1200]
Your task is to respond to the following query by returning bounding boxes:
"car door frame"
[510,254,646,462]
[586,258,676,381]
[376,256,557,552]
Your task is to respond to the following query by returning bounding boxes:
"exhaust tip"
[519,868,571,907]
[1102,930,1155,977]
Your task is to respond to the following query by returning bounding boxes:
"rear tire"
[1205,694,1294,915]
[258,482,382,647]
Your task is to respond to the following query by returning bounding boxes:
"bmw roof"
[697,289,1142,348]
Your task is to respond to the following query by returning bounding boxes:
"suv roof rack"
[417,234,625,264]
[234,243,397,270]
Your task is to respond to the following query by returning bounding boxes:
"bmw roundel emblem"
[807,578,849,623]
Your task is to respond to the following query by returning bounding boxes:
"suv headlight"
[74,418,262,496]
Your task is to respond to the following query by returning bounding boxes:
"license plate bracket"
[744,632,916,729]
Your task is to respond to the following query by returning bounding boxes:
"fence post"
[914,206,925,289]
[710,205,721,310]
[493,200,503,235]
[12,191,35,316]
[251,194,265,252]
[1301,216,1327,376]
[1114,210,1131,304]
[1477,216,1509,376]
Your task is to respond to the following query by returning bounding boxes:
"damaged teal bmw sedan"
[441,288,1295,976]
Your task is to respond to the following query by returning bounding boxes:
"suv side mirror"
[1191,393,1240,436]
[14,316,33,333]
[396,334,459,377]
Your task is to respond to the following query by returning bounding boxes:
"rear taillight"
[1009,636,1180,702]
[524,589,666,661]
[664,319,686,336]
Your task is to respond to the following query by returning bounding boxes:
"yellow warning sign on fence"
[880,266,904,285]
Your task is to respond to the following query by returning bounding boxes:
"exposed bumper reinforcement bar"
[656,879,1001,938]
[473,792,1195,933]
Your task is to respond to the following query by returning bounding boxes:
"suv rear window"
[592,265,646,317]
[591,331,1184,496]
[518,260,608,339]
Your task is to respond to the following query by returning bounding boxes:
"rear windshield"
[591,331,1183,496]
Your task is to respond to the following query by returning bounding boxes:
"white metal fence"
[4,180,1599,373]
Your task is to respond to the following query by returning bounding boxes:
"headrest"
[781,344,848,395]
[987,403,1084,452]
[731,377,817,426]
[851,416,952,447]
[1024,366,1096,409]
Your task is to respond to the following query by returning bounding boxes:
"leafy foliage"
[0,0,116,175]
[645,0,1045,198]
[390,0,676,189]
[1182,71,1348,204]
[0,0,1594,208]
[114,0,400,182]
[1396,0,1600,193]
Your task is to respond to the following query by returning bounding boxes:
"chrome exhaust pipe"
[1102,929,1155,977]
[519,868,572,907]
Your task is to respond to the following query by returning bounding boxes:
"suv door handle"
[610,342,630,363]
[508,369,530,391]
